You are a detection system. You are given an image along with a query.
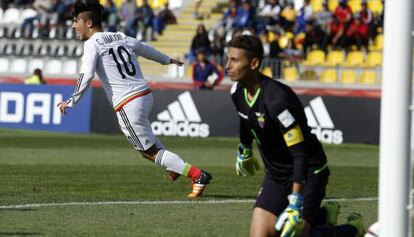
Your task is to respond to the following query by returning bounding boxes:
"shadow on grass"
[203,194,256,199]
[0,232,42,236]
[0,208,38,212]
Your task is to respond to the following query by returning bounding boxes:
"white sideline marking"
[0,197,378,209]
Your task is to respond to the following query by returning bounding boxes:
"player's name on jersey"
[96,34,124,45]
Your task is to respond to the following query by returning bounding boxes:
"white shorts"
[116,93,163,151]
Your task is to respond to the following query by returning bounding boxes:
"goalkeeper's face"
[226,47,260,83]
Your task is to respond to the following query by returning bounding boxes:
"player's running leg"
[140,144,212,198]
[116,93,212,198]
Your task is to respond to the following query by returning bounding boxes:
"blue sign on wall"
[0,84,92,133]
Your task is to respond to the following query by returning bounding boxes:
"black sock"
[310,225,357,237]
[313,207,328,226]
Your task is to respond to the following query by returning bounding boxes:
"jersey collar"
[244,87,261,108]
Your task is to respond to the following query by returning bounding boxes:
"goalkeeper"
[226,34,364,237]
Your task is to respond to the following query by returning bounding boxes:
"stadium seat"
[61,59,78,75]
[342,50,364,67]
[9,58,27,74]
[374,34,384,50]
[310,0,324,13]
[2,8,20,24]
[48,27,58,39]
[44,59,63,75]
[0,8,3,23]
[36,44,51,57]
[283,65,299,81]
[51,44,68,57]
[0,57,9,73]
[360,70,377,84]
[0,26,5,38]
[278,32,294,49]
[2,43,16,56]
[294,33,306,49]
[365,51,382,67]
[18,43,34,56]
[303,49,325,66]
[66,28,75,40]
[19,8,37,24]
[28,58,45,72]
[348,0,362,12]
[31,23,40,39]
[71,44,83,57]
[368,0,383,14]
[324,50,345,66]
[328,0,338,11]
[262,66,273,78]
[340,69,357,84]
[320,68,337,83]
[301,69,318,81]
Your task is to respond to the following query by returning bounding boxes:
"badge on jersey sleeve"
[277,109,295,128]
[283,125,304,147]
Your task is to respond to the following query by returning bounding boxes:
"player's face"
[226,47,254,82]
[72,15,89,41]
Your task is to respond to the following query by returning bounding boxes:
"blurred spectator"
[262,30,283,77]
[376,0,384,29]
[233,0,254,30]
[1,0,12,10]
[118,0,137,37]
[103,0,118,32]
[193,0,203,19]
[316,2,332,33]
[269,31,282,59]
[188,24,211,62]
[329,18,345,49]
[153,2,177,36]
[334,0,352,30]
[136,0,155,41]
[359,1,375,40]
[256,0,281,33]
[280,2,296,32]
[211,33,225,66]
[14,0,33,7]
[343,14,369,50]
[25,68,46,85]
[282,34,301,60]
[303,20,328,55]
[216,0,239,36]
[192,48,223,90]
[232,27,255,38]
[54,0,74,38]
[295,0,313,34]
[20,0,55,38]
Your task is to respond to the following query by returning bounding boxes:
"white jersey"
[66,32,170,111]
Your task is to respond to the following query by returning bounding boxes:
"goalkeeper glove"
[275,192,304,237]
[235,144,260,176]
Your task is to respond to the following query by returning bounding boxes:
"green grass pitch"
[0,129,378,236]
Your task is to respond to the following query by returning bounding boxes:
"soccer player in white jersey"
[57,0,212,198]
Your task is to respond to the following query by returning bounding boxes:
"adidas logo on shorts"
[304,97,343,144]
[151,91,210,137]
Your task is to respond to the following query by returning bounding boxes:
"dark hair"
[228,35,264,64]
[72,0,104,27]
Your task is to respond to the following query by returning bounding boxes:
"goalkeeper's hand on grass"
[235,144,260,176]
[275,192,304,237]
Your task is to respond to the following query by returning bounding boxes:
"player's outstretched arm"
[57,101,69,115]
[170,58,184,66]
